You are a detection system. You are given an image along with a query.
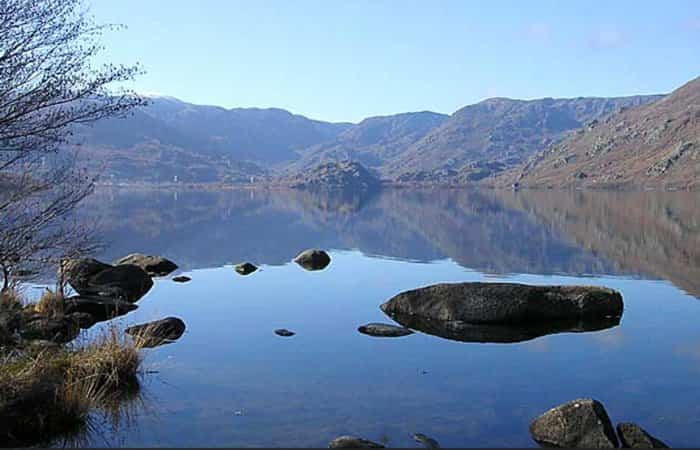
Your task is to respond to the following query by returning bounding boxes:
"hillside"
[382,95,662,183]
[500,76,700,189]
[75,96,351,183]
[290,111,448,172]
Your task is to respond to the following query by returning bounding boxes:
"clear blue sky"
[92,0,700,123]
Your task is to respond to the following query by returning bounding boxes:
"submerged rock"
[63,258,153,303]
[357,322,413,337]
[616,423,668,448]
[113,253,178,277]
[64,295,138,322]
[125,317,186,348]
[387,312,620,344]
[328,435,384,448]
[235,262,258,276]
[172,276,191,283]
[66,312,97,329]
[19,316,80,344]
[530,398,618,448]
[294,249,331,271]
[274,328,295,337]
[381,282,623,324]
[412,433,441,449]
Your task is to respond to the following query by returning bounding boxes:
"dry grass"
[0,288,23,311]
[0,325,143,446]
[31,288,65,318]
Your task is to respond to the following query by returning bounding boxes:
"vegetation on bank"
[0,288,143,447]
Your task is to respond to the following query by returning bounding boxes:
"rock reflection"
[386,312,621,344]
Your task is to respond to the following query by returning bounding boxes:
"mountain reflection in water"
[84,187,700,299]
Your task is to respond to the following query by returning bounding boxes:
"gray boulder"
[357,322,413,337]
[616,423,668,448]
[530,398,618,448]
[328,435,384,448]
[60,258,112,292]
[113,253,178,277]
[125,317,186,348]
[63,258,153,303]
[87,264,154,302]
[294,249,331,271]
[235,262,258,276]
[381,282,623,324]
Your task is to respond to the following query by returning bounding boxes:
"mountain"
[500,77,700,189]
[290,111,448,171]
[73,92,666,185]
[382,95,663,183]
[75,96,351,183]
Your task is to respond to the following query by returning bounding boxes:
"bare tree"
[0,0,144,292]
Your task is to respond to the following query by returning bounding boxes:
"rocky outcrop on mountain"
[384,95,661,183]
[288,161,381,191]
[501,76,700,189]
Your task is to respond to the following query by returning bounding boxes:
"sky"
[91,0,700,123]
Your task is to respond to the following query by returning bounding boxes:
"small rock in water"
[530,398,618,448]
[412,433,441,448]
[126,317,186,348]
[357,322,413,337]
[294,249,331,271]
[274,328,295,337]
[235,262,258,275]
[172,276,191,283]
[328,435,384,448]
[616,423,668,448]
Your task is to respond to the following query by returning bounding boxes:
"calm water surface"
[58,188,700,447]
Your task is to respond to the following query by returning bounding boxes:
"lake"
[57,187,700,447]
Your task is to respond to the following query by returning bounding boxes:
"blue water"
[61,188,700,447]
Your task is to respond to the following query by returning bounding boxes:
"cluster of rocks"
[530,398,667,448]
[0,253,184,347]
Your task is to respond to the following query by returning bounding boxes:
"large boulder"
[294,249,331,271]
[125,317,186,348]
[113,253,178,277]
[530,398,618,448]
[616,423,668,448]
[63,258,153,303]
[328,436,384,448]
[87,264,154,302]
[357,322,413,338]
[381,282,623,324]
[60,258,112,293]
